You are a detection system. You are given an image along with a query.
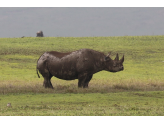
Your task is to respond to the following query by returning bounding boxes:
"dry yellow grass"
[1,78,164,94]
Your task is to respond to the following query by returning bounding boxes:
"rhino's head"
[104,53,124,72]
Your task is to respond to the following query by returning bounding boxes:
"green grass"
[1,91,164,116]
[0,36,164,115]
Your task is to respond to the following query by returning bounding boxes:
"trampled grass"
[0,36,164,115]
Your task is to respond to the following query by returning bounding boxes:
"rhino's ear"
[114,53,119,61]
[105,52,112,61]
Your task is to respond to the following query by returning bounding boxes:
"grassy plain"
[1,91,164,116]
[0,36,164,115]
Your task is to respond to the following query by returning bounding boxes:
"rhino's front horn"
[120,55,124,63]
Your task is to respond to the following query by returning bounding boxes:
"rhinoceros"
[36,49,124,89]
[36,31,44,37]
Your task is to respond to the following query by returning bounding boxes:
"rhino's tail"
[36,68,40,78]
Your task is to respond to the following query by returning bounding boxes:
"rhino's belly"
[51,70,78,80]
[47,56,79,80]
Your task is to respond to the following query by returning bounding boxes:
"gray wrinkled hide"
[37,49,124,89]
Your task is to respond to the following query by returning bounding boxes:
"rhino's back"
[46,50,83,80]
[40,49,104,80]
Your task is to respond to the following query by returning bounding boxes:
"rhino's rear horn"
[114,53,119,61]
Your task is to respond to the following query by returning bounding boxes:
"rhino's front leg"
[78,75,87,88]
[78,74,93,88]
[83,75,93,88]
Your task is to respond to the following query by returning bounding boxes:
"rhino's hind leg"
[39,69,53,89]
[43,73,54,89]
[37,54,54,89]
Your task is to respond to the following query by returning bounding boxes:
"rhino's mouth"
[121,67,124,70]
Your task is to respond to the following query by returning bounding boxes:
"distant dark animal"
[36,49,124,89]
[36,31,44,37]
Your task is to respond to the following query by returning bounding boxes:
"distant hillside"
[0,7,164,37]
